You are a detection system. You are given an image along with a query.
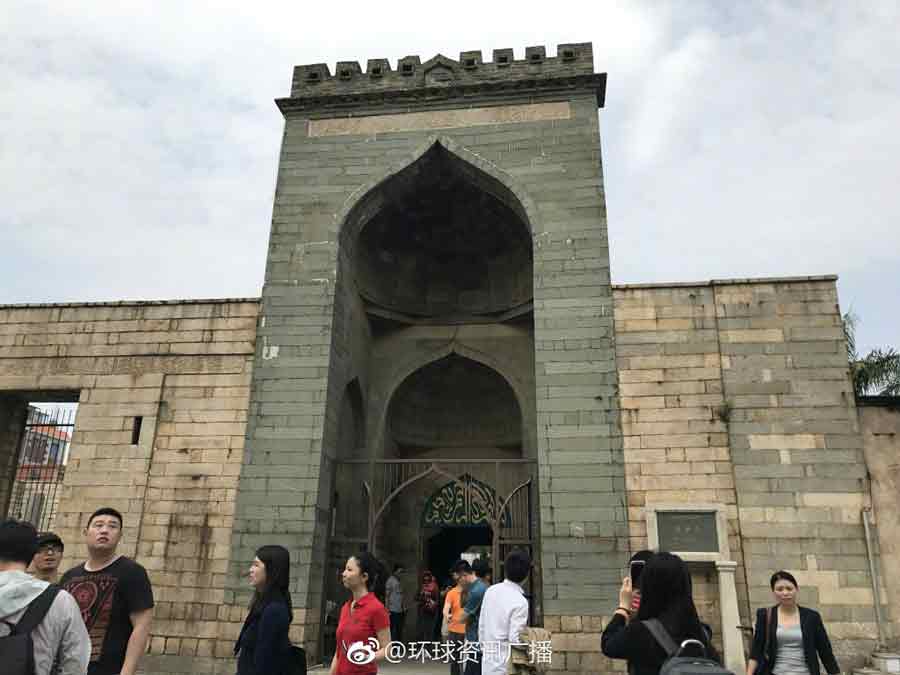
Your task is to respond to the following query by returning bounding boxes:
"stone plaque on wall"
[657,511,718,553]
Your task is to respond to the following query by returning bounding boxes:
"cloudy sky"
[2,1,898,353]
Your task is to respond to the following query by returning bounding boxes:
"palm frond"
[842,311,859,361]
[856,349,900,396]
[842,311,900,397]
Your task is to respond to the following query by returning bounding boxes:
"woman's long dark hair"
[636,552,706,645]
[250,545,293,621]
[352,552,387,602]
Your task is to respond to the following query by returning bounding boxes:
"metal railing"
[5,403,76,531]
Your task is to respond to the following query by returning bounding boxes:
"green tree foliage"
[843,312,900,397]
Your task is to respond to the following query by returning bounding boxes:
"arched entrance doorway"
[321,139,540,656]
[374,353,530,575]
[322,351,538,645]
[358,460,534,641]
[420,474,504,588]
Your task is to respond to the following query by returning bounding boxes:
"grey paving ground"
[381,660,450,674]
[309,659,448,673]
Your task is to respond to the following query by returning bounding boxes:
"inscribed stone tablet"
[657,511,718,553]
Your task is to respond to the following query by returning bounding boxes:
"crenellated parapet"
[277,43,606,114]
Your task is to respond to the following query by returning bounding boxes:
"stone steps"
[872,652,900,674]
[853,651,900,675]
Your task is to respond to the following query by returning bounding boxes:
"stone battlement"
[279,43,604,112]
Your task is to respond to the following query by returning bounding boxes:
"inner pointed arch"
[340,139,535,321]
[386,353,523,458]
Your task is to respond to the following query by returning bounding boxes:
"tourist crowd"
[1,508,152,675]
[0,515,841,675]
[332,549,534,675]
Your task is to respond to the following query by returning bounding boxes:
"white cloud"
[0,1,897,353]
[603,2,900,353]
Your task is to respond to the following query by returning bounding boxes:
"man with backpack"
[0,519,90,675]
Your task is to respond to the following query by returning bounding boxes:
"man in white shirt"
[385,563,406,643]
[477,550,531,675]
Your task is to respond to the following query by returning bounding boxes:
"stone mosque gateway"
[2,43,900,675]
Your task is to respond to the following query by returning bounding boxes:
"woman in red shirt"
[416,570,440,641]
[331,552,391,675]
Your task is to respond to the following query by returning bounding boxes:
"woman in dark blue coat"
[235,545,293,675]
[747,571,840,675]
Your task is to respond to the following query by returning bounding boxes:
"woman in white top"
[747,570,840,675]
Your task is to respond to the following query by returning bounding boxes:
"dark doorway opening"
[2,399,78,530]
[425,525,492,588]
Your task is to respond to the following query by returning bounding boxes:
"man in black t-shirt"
[61,507,154,675]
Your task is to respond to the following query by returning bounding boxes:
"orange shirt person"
[445,585,466,634]
[443,566,467,675]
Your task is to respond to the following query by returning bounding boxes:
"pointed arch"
[334,135,540,249]
[339,137,537,319]
[336,378,365,460]
[372,343,532,460]
[383,344,527,441]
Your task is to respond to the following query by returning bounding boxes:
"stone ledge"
[0,297,261,310]
[613,275,838,290]
[2,275,838,312]
[277,73,607,116]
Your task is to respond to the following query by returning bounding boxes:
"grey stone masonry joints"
[231,42,625,667]
[278,43,605,115]
[2,39,890,675]
[288,43,595,95]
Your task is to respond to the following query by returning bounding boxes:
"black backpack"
[0,585,60,675]
[287,644,307,675]
[642,619,735,675]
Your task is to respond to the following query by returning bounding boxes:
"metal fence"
[5,403,76,531]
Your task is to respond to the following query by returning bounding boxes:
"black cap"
[35,532,64,550]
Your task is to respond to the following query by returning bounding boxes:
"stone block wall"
[858,399,900,646]
[615,282,745,653]
[610,277,876,670]
[718,279,874,664]
[237,44,625,670]
[0,278,884,674]
[0,299,259,675]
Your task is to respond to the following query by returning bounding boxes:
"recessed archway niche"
[385,353,523,459]
[347,142,534,321]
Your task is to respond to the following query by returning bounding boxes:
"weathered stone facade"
[615,278,884,669]
[857,399,900,646]
[231,42,623,672]
[1,42,895,675]
[0,300,261,670]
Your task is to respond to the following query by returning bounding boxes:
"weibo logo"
[345,638,379,665]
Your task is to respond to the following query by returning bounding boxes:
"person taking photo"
[602,551,716,675]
